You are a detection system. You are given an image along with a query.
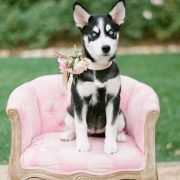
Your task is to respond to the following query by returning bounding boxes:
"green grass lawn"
[0,53,180,164]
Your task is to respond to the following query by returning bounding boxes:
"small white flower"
[143,10,153,20]
[150,0,163,6]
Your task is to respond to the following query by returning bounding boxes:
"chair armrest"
[125,82,160,154]
[6,82,41,153]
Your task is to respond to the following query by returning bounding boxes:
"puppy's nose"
[102,45,110,53]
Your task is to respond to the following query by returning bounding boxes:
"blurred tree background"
[0,0,179,49]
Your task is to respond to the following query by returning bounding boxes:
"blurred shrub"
[0,0,179,48]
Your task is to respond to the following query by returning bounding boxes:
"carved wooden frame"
[7,109,159,180]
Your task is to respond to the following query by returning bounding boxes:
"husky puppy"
[60,0,126,154]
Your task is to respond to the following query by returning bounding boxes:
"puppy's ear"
[73,3,91,28]
[108,0,126,25]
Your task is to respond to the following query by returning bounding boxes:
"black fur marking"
[81,15,120,38]
[77,68,94,82]
[112,94,120,124]
[73,61,119,84]
[103,15,120,32]
[86,87,106,132]
[103,15,120,38]
[71,85,84,121]
[82,43,95,62]
[95,62,119,83]
[88,27,100,42]
[106,88,121,125]
[105,26,118,39]
[88,132,105,137]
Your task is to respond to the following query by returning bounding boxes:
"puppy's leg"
[60,112,76,141]
[104,99,119,154]
[75,103,90,152]
[116,112,127,142]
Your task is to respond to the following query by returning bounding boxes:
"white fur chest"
[76,75,121,104]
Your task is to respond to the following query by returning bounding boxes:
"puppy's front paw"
[117,131,127,142]
[104,141,118,154]
[76,140,90,152]
[60,131,76,141]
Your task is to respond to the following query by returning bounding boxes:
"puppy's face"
[82,15,120,64]
[73,0,126,64]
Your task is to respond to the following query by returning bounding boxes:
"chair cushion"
[20,132,145,175]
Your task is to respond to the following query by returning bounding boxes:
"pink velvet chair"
[6,74,160,180]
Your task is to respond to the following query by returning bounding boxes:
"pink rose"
[72,60,88,74]
[58,57,67,72]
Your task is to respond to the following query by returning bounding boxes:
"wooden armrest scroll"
[7,109,22,180]
[144,110,160,179]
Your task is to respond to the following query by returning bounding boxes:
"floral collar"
[56,46,112,87]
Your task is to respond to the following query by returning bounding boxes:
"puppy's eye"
[108,30,114,35]
[90,32,98,38]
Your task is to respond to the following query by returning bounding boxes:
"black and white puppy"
[60,0,126,154]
